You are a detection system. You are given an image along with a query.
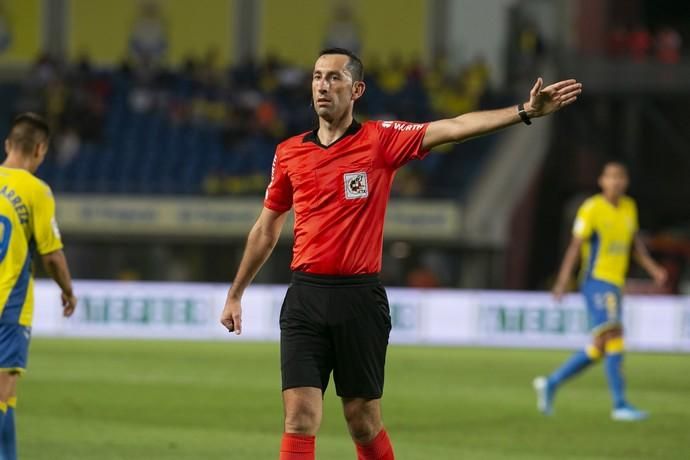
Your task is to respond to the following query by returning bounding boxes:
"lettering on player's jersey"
[343,171,368,199]
[606,241,628,254]
[266,154,278,200]
[51,216,62,239]
[381,121,424,132]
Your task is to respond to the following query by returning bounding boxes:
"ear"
[34,142,48,161]
[352,80,366,102]
[33,142,42,159]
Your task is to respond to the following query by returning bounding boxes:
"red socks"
[279,433,315,460]
[279,429,393,460]
[356,429,395,460]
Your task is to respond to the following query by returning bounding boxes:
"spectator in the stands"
[15,50,492,198]
[406,264,441,288]
[378,54,407,95]
[628,25,652,61]
[323,3,362,55]
[607,26,629,58]
[655,26,682,64]
[55,127,81,166]
[514,20,545,78]
[129,1,168,72]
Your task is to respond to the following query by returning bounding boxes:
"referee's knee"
[284,404,321,435]
[343,400,383,444]
[346,419,381,444]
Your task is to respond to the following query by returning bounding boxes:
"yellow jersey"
[573,194,638,288]
[0,167,62,326]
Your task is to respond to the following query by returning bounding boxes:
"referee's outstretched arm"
[220,208,288,335]
[422,77,582,150]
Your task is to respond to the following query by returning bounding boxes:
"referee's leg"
[334,283,394,459]
[280,388,322,459]
[342,397,394,459]
[342,397,384,442]
[279,283,332,458]
[283,387,323,435]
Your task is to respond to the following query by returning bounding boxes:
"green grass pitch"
[18,339,690,459]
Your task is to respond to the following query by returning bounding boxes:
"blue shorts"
[0,323,31,374]
[582,279,623,335]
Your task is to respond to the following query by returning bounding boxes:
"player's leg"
[0,371,19,460]
[342,397,393,460]
[0,371,13,434]
[542,341,602,388]
[0,323,29,460]
[602,327,627,410]
[280,387,321,459]
[279,280,333,460]
[283,388,323,435]
[533,345,601,415]
[592,286,646,420]
[331,280,394,459]
[534,281,605,415]
[604,327,647,420]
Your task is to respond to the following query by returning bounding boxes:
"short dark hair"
[318,47,364,81]
[601,160,628,175]
[7,112,50,154]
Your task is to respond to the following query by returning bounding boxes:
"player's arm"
[41,249,77,317]
[633,234,668,286]
[552,236,584,302]
[33,185,76,317]
[422,78,582,150]
[221,207,289,335]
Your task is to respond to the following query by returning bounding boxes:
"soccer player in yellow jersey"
[0,113,77,459]
[533,161,667,421]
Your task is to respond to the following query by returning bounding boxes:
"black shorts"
[280,271,392,399]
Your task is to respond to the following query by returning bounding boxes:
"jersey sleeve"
[629,198,639,233]
[33,183,63,255]
[572,200,595,239]
[375,120,430,169]
[264,149,293,212]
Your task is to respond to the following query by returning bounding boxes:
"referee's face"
[312,54,364,122]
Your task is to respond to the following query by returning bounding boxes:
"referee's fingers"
[232,312,242,335]
[220,315,234,331]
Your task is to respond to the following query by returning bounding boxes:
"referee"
[221,48,581,460]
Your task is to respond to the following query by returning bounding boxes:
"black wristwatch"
[518,103,532,125]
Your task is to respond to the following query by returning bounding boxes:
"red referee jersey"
[264,120,430,275]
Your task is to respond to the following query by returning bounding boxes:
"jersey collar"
[302,120,361,149]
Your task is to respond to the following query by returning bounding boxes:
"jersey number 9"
[0,215,12,263]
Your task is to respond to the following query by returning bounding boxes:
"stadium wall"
[32,280,690,352]
[0,0,42,65]
[67,0,235,66]
[445,0,513,84]
[258,0,427,67]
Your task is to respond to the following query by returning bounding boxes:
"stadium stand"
[7,53,500,199]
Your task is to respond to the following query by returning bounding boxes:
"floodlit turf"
[17,339,690,459]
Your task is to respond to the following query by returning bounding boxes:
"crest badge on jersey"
[343,172,368,199]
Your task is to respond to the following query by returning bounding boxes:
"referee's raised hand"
[523,77,583,118]
[220,294,242,335]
